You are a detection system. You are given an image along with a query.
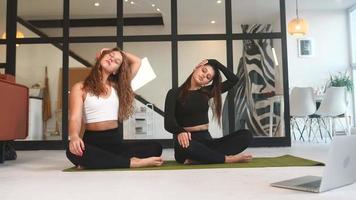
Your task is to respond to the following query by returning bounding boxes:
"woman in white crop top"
[67,47,163,169]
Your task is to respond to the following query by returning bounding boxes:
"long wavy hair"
[179,65,222,125]
[83,47,134,122]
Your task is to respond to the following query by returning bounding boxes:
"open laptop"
[271,135,356,193]
[131,57,156,91]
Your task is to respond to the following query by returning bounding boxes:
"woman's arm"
[164,89,186,135]
[68,82,85,156]
[123,51,141,79]
[99,48,141,79]
[206,59,239,93]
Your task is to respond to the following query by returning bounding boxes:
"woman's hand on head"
[69,136,85,156]
[96,48,111,59]
[177,132,191,148]
[196,59,208,68]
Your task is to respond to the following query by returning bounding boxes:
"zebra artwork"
[222,24,282,137]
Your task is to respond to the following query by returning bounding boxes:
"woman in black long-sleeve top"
[164,59,253,164]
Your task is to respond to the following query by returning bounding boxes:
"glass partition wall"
[4,0,290,149]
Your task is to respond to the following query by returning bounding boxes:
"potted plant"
[328,71,353,92]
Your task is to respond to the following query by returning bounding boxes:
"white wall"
[124,42,172,110]
[286,3,351,89]
[0,45,5,63]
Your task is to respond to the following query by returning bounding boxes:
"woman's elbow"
[164,121,170,132]
[164,121,174,133]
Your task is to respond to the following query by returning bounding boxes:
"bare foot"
[225,153,253,163]
[130,156,163,168]
[183,159,193,165]
[76,165,85,170]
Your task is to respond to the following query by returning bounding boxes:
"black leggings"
[66,128,162,169]
[174,129,252,164]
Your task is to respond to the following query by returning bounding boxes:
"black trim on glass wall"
[117,0,124,139]
[0,142,5,163]
[116,0,123,48]
[171,0,178,89]
[62,0,69,147]
[279,0,291,146]
[27,16,164,28]
[0,63,6,68]
[123,35,171,42]
[225,0,235,133]
[7,0,290,149]
[5,0,17,75]
[232,33,282,39]
[176,34,226,41]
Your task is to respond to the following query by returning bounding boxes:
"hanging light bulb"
[288,0,308,36]
[1,31,25,47]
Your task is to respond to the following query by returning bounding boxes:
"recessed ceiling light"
[94,2,100,7]
[125,0,128,2]
[152,4,155,7]
[156,8,160,12]
[210,20,216,24]
[217,0,222,4]
[130,1,134,4]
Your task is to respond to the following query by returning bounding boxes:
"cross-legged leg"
[206,129,252,155]
[113,141,163,168]
[205,129,253,163]
[174,138,226,164]
[173,129,253,164]
[117,141,163,158]
[66,143,130,169]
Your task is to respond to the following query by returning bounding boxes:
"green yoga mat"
[63,155,324,172]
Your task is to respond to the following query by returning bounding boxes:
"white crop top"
[83,87,119,123]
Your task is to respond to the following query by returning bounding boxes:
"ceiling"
[293,0,356,10]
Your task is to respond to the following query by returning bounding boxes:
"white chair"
[351,127,356,135]
[289,87,316,141]
[314,87,350,141]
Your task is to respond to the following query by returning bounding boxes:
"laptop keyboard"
[297,180,322,189]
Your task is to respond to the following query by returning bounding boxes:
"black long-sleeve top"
[164,59,238,135]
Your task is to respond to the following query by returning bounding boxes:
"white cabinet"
[134,104,154,136]
[123,100,172,140]
[27,97,43,140]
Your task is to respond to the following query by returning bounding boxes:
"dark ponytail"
[209,66,222,125]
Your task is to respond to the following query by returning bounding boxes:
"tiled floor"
[0,139,355,200]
